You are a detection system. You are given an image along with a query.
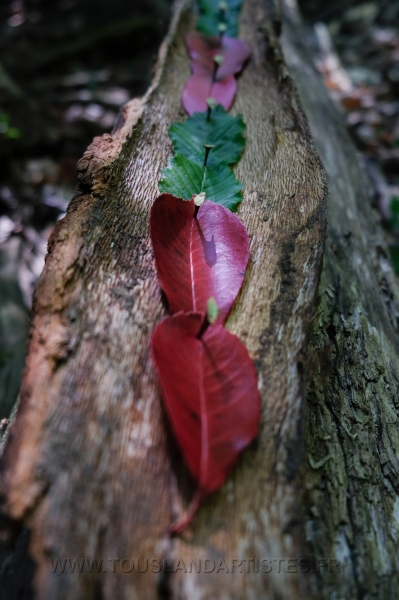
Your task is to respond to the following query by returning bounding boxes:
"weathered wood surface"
[0,0,329,598]
[282,4,399,599]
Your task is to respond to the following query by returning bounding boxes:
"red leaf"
[151,312,261,531]
[186,32,250,79]
[150,194,249,324]
[182,73,236,115]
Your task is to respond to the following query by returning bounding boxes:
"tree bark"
[282,5,399,599]
[0,0,397,599]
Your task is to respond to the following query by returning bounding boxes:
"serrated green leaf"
[169,105,245,168]
[197,0,243,37]
[158,152,243,211]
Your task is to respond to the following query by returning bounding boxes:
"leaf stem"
[218,2,228,42]
[168,490,201,535]
[212,55,224,82]
[196,315,210,339]
[218,22,227,43]
[212,60,219,82]
[206,97,216,122]
[203,144,213,167]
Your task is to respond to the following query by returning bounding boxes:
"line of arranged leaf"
[150,0,259,533]
[159,4,249,209]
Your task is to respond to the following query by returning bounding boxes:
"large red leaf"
[186,32,250,79]
[150,194,249,324]
[182,73,236,115]
[151,312,261,531]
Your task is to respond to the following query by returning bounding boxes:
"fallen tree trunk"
[0,1,398,599]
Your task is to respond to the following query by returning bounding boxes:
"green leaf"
[197,0,243,37]
[169,105,245,168]
[158,152,243,211]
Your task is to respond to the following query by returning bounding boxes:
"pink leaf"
[182,73,236,115]
[151,312,261,531]
[186,32,250,79]
[150,194,249,324]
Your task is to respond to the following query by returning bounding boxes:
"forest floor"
[0,0,398,421]
[0,0,171,308]
[0,0,172,421]
[307,0,399,272]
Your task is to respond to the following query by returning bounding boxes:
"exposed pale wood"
[0,1,328,598]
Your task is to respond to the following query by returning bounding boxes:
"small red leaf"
[186,32,250,79]
[182,73,236,115]
[150,194,249,324]
[151,312,261,530]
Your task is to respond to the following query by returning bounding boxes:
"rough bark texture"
[282,3,399,599]
[2,0,396,599]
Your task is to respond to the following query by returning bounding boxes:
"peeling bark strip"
[0,1,327,599]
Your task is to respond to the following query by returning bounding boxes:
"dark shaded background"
[0,0,172,243]
[0,0,399,423]
[0,0,172,422]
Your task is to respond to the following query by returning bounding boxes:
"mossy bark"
[282,3,399,599]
